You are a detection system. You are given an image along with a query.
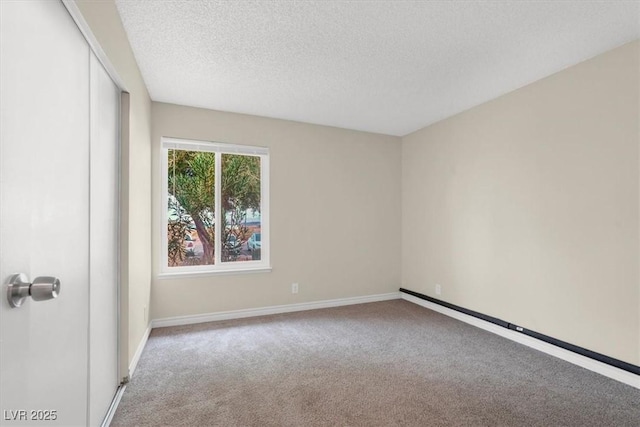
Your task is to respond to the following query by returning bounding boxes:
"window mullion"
[214,151,222,265]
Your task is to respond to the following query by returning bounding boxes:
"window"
[161,137,269,275]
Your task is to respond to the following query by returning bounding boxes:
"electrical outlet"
[291,283,299,294]
[435,284,441,295]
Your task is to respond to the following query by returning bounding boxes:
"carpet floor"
[111,299,640,426]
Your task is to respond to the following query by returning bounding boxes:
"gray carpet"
[111,300,640,426]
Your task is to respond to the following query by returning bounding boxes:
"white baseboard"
[401,293,640,390]
[128,325,152,378]
[152,292,401,328]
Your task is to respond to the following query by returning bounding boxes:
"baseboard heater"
[399,288,640,376]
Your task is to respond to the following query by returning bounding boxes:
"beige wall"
[402,41,640,365]
[72,0,640,368]
[152,103,401,319]
[75,0,152,371]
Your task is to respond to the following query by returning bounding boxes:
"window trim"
[159,137,270,276]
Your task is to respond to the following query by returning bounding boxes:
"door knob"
[6,273,61,308]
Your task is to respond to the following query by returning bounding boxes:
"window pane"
[221,153,261,263]
[167,149,216,266]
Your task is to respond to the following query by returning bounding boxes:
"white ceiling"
[115,1,640,136]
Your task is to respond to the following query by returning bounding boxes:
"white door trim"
[62,0,127,92]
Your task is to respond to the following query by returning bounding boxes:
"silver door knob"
[6,273,61,308]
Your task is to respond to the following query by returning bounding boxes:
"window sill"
[157,266,272,280]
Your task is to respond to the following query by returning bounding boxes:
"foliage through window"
[162,138,269,274]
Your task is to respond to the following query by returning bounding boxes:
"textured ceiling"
[115,1,640,136]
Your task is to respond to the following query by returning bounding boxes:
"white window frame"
[159,137,270,277]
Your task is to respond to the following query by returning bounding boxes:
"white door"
[0,1,120,426]
[89,51,120,426]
